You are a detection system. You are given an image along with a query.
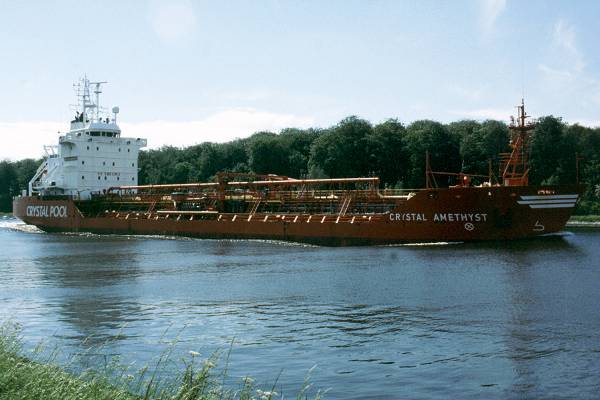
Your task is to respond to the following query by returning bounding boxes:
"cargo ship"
[13,78,584,245]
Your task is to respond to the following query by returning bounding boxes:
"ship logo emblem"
[517,194,578,208]
[533,221,545,232]
[464,222,475,231]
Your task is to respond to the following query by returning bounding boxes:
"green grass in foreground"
[0,324,321,400]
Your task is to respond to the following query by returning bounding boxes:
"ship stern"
[12,195,29,221]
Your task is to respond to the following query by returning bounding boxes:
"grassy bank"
[0,325,320,400]
[569,214,600,223]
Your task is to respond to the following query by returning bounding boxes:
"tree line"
[1,115,599,213]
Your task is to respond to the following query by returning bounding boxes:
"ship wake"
[383,241,464,247]
[0,217,43,233]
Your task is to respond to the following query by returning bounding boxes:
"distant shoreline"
[567,215,600,226]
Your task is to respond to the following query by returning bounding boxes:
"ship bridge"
[28,77,147,199]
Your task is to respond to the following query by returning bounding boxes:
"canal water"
[1,217,599,399]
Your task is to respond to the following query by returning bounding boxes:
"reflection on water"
[1,218,599,399]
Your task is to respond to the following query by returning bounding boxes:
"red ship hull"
[13,184,584,246]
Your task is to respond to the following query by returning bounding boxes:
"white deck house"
[29,78,147,199]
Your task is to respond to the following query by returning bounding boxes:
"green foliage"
[449,119,510,181]
[369,119,407,187]
[529,116,576,185]
[404,120,460,188]
[247,132,289,175]
[2,115,599,213]
[0,161,19,211]
[0,323,323,400]
[308,116,373,178]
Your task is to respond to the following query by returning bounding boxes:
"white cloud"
[449,108,510,121]
[538,64,575,82]
[0,121,65,160]
[539,20,585,82]
[121,109,315,148]
[568,119,600,128]
[479,0,506,33]
[220,90,273,102]
[539,19,600,112]
[447,83,483,101]
[0,109,315,161]
[553,20,584,73]
[148,0,197,43]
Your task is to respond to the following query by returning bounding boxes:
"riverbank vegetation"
[0,324,319,400]
[568,215,600,222]
[1,116,599,213]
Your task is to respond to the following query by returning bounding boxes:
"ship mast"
[500,99,535,186]
[72,77,107,124]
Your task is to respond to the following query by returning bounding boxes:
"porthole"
[98,176,101,180]
[104,176,107,180]
[96,146,99,151]
[86,146,89,150]
[81,160,85,165]
[112,162,115,166]
[81,175,85,179]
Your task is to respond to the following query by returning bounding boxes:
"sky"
[1,0,599,160]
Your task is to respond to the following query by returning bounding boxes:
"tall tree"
[404,120,460,188]
[370,119,407,186]
[529,116,574,185]
[308,116,373,178]
[247,132,289,175]
[0,161,18,212]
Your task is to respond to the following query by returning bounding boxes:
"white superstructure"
[29,78,147,199]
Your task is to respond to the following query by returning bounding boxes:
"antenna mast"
[499,99,535,186]
[90,80,107,122]
[73,77,108,123]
